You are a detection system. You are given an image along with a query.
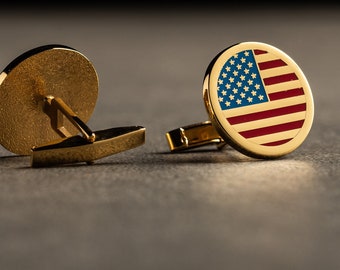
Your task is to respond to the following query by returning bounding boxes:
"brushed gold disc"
[0,45,98,155]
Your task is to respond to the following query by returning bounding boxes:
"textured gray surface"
[0,6,339,270]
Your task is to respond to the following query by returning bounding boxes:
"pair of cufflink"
[0,42,314,167]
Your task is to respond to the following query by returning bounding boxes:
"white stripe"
[223,95,306,118]
[264,80,302,94]
[248,129,300,144]
[232,111,306,132]
[259,65,294,78]
[254,52,278,62]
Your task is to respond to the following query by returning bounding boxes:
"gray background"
[0,4,339,270]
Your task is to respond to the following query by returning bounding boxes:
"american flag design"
[210,42,313,157]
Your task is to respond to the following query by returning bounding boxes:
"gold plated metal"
[0,44,146,167]
[44,95,96,142]
[166,41,314,159]
[166,121,225,152]
[31,125,145,167]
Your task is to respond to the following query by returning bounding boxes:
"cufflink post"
[44,95,96,143]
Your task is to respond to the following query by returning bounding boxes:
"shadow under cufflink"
[0,44,145,167]
[166,41,314,159]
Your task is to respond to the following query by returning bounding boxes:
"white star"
[225,66,231,72]
[218,96,223,102]
[236,99,242,105]
[258,95,264,100]
[226,83,231,89]
[229,77,234,83]
[243,86,249,92]
[222,72,227,78]
[218,79,223,85]
[233,70,238,76]
[247,97,253,103]
[232,88,238,94]
[247,62,253,68]
[240,75,245,81]
[251,73,257,79]
[247,79,253,85]
[251,90,257,96]
[244,68,249,74]
[244,51,249,56]
[225,101,231,107]
[236,81,242,87]
[229,59,235,65]
[240,92,246,98]
[255,84,260,90]
[221,90,227,96]
[229,94,235,100]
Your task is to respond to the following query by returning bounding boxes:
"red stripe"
[227,103,306,125]
[263,73,298,85]
[262,138,292,146]
[239,120,305,138]
[268,87,304,101]
[254,49,267,55]
[258,59,287,70]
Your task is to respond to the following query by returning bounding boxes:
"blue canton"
[217,50,268,110]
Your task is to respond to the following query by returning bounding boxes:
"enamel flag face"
[204,42,314,158]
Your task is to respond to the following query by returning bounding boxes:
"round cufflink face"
[203,41,314,158]
[0,45,98,155]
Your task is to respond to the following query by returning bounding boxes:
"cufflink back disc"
[166,41,314,159]
[0,44,145,167]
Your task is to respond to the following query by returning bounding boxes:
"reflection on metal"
[166,121,226,152]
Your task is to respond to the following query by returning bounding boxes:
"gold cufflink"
[0,44,145,167]
[166,41,314,159]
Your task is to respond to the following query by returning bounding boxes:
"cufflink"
[0,44,145,167]
[166,41,314,159]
